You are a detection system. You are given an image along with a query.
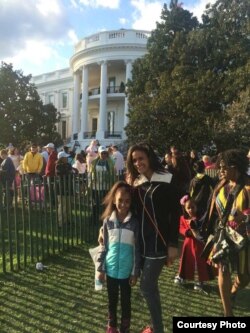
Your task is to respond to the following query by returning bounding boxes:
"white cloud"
[70,0,78,8]
[119,17,129,26]
[36,0,61,16]
[130,0,218,30]
[3,39,69,76]
[0,0,70,58]
[78,0,120,9]
[131,0,163,30]
[186,0,217,21]
[68,29,79,45]
[0,0,72,75]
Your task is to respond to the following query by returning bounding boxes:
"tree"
[216,85,250,150]
[126,1,201,153]
[126,0,250,154]
[0,62,62,148]
[199,0,250,149]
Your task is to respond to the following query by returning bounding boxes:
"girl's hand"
[98,227,104,245]
[97,272,105,281]
[129,276,137,287]
[190,229,204,241]
[166,246,178,267]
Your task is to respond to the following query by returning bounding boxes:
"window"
[92,118,97,131]
[48,94,54,105]
[62,92,68,108]
[107,111,115,133]
[62,120,67,140]
[109,77,116,93]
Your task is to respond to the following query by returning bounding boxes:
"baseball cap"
[44,143,55,149]
[98,146,108,153]
[58,151,70,159]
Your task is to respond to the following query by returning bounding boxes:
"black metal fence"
[0,173,118,273]
[0,169,217,274]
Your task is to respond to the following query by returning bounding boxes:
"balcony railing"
[104,131,122,139]
[83,131,96,139]
[88,85,125,96]
[75,29,151,53]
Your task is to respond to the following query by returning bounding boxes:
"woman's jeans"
[140,257,166,333]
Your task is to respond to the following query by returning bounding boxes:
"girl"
[96,181,140,333]
[174,195,214,290]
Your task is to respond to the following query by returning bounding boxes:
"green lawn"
[0,244,249,333]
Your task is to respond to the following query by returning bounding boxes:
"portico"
[71,59,133,143]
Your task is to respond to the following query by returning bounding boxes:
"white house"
[32,29,150,149]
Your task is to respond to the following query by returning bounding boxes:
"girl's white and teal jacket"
[97,211,141,279]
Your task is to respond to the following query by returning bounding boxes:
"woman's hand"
[166,246,178,267]
[129,276,137,287]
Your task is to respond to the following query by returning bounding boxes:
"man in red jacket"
[44,143,57,177]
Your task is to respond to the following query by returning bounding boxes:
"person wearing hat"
[58,146,70,160]
[23,143,43,181]
[88,145,115,223]
[44,143,57,177]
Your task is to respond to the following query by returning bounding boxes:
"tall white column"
[80,66,89,139]
[72,71,80,139]
[96,61,107,140]
[123,60,132,138]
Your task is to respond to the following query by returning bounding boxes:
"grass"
[0,243,249,333]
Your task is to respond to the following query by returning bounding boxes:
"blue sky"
[0,0,215,77]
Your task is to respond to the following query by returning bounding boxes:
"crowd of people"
[0,140,123,206]
[0,141,250,332]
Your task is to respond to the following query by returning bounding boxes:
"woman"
[86,140,98,171]
[189,160,214,217]
[8,147,23,170]
[126,143,180,333]
[189,149,199,177]
[168,151,191,199]
[73,153,87,175]
[161,152,172,170]
[205,149,250,317]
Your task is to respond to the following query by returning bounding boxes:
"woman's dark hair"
[76,153,85,163]
[190,149,198,158]
[193,160,205,174]
[216,149,248,175]
[101,181,133,220]
[126,142,165,184]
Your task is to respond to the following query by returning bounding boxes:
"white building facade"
[32,29,150,148]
